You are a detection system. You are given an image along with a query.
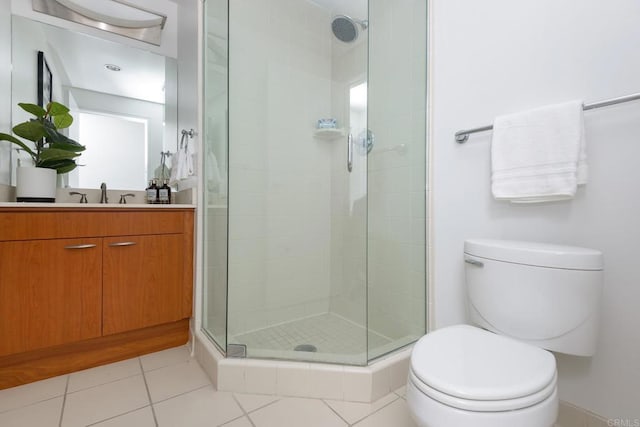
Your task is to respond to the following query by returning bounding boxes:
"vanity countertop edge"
[0,203,196,210]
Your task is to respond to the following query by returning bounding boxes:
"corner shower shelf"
[313,128,345,140]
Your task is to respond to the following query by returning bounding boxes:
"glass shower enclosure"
[203,0,427,365]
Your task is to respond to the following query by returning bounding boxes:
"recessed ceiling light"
[105,64,121,72]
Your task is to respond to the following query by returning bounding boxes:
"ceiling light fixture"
[32,0,167,46]
[105,64,121,72]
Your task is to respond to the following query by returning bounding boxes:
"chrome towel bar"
[455,92,640,143]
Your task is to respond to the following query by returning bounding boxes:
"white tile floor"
[0,345,417,427]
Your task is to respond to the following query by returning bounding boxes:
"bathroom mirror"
[8,15,177,191]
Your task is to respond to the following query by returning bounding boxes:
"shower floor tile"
[229,313,392,363]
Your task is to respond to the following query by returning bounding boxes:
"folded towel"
[491,100,587,203]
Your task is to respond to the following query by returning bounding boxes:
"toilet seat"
[410,325,557,412]
[408,369,557,412]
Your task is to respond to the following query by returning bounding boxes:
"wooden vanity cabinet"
[103,234,183,335]
[0,238,102,357]
[0,207,194,389]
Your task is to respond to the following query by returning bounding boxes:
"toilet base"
[406,378,558,427]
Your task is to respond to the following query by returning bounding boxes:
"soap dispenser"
[146,179,158,204]
[159,179,171,204]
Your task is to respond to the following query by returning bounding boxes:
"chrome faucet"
[119,193,135,204]
[69,191,88,203]
[100,182,108,204]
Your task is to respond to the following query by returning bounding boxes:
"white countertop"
[0,202,196,209]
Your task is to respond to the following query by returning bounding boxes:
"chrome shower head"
[331,15,368,43]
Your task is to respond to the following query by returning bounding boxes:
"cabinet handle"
[64,244,97,250]
[108,241,137,247]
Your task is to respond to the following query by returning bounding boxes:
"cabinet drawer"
[0,210,189,241]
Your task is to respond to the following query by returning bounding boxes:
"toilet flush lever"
[464,258,484,267]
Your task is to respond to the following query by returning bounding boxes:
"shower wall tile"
[232,193,268,216]
[265,304,306,328]
[229,238,266,265]
[228,0,334,338]
[231,169,267,194]
[228,215,267,240]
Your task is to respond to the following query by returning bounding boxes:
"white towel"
[169,142,196,186]
[491,100,588,203]
[169,150,183,186]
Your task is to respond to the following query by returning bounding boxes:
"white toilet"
[407,239,603,427]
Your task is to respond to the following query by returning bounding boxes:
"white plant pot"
[16,167,57,202]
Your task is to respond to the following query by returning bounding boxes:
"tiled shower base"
[228,313,416,364]
[194,328,415,403]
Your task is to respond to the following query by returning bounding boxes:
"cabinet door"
[103,234,183,335]
[0,238,102,357]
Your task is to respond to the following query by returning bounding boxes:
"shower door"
[202,0,229,351]
[202,0,427,365]
[222,0,370,365]
[366,0,427,360]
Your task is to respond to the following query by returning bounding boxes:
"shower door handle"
[347,133,353,173]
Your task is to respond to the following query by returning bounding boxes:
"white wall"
[432,0,640,419]
[10,15,68,180]
[0,0,11,185]
[177,0,198,130]
[177,0,198,174]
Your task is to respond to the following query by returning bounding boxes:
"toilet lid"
[411,325,556,401]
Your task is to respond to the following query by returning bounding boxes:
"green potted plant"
[0,101,84,202]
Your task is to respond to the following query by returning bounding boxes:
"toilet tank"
[464,239,603,357]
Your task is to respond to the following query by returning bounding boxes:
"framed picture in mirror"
[37,51,52,108]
